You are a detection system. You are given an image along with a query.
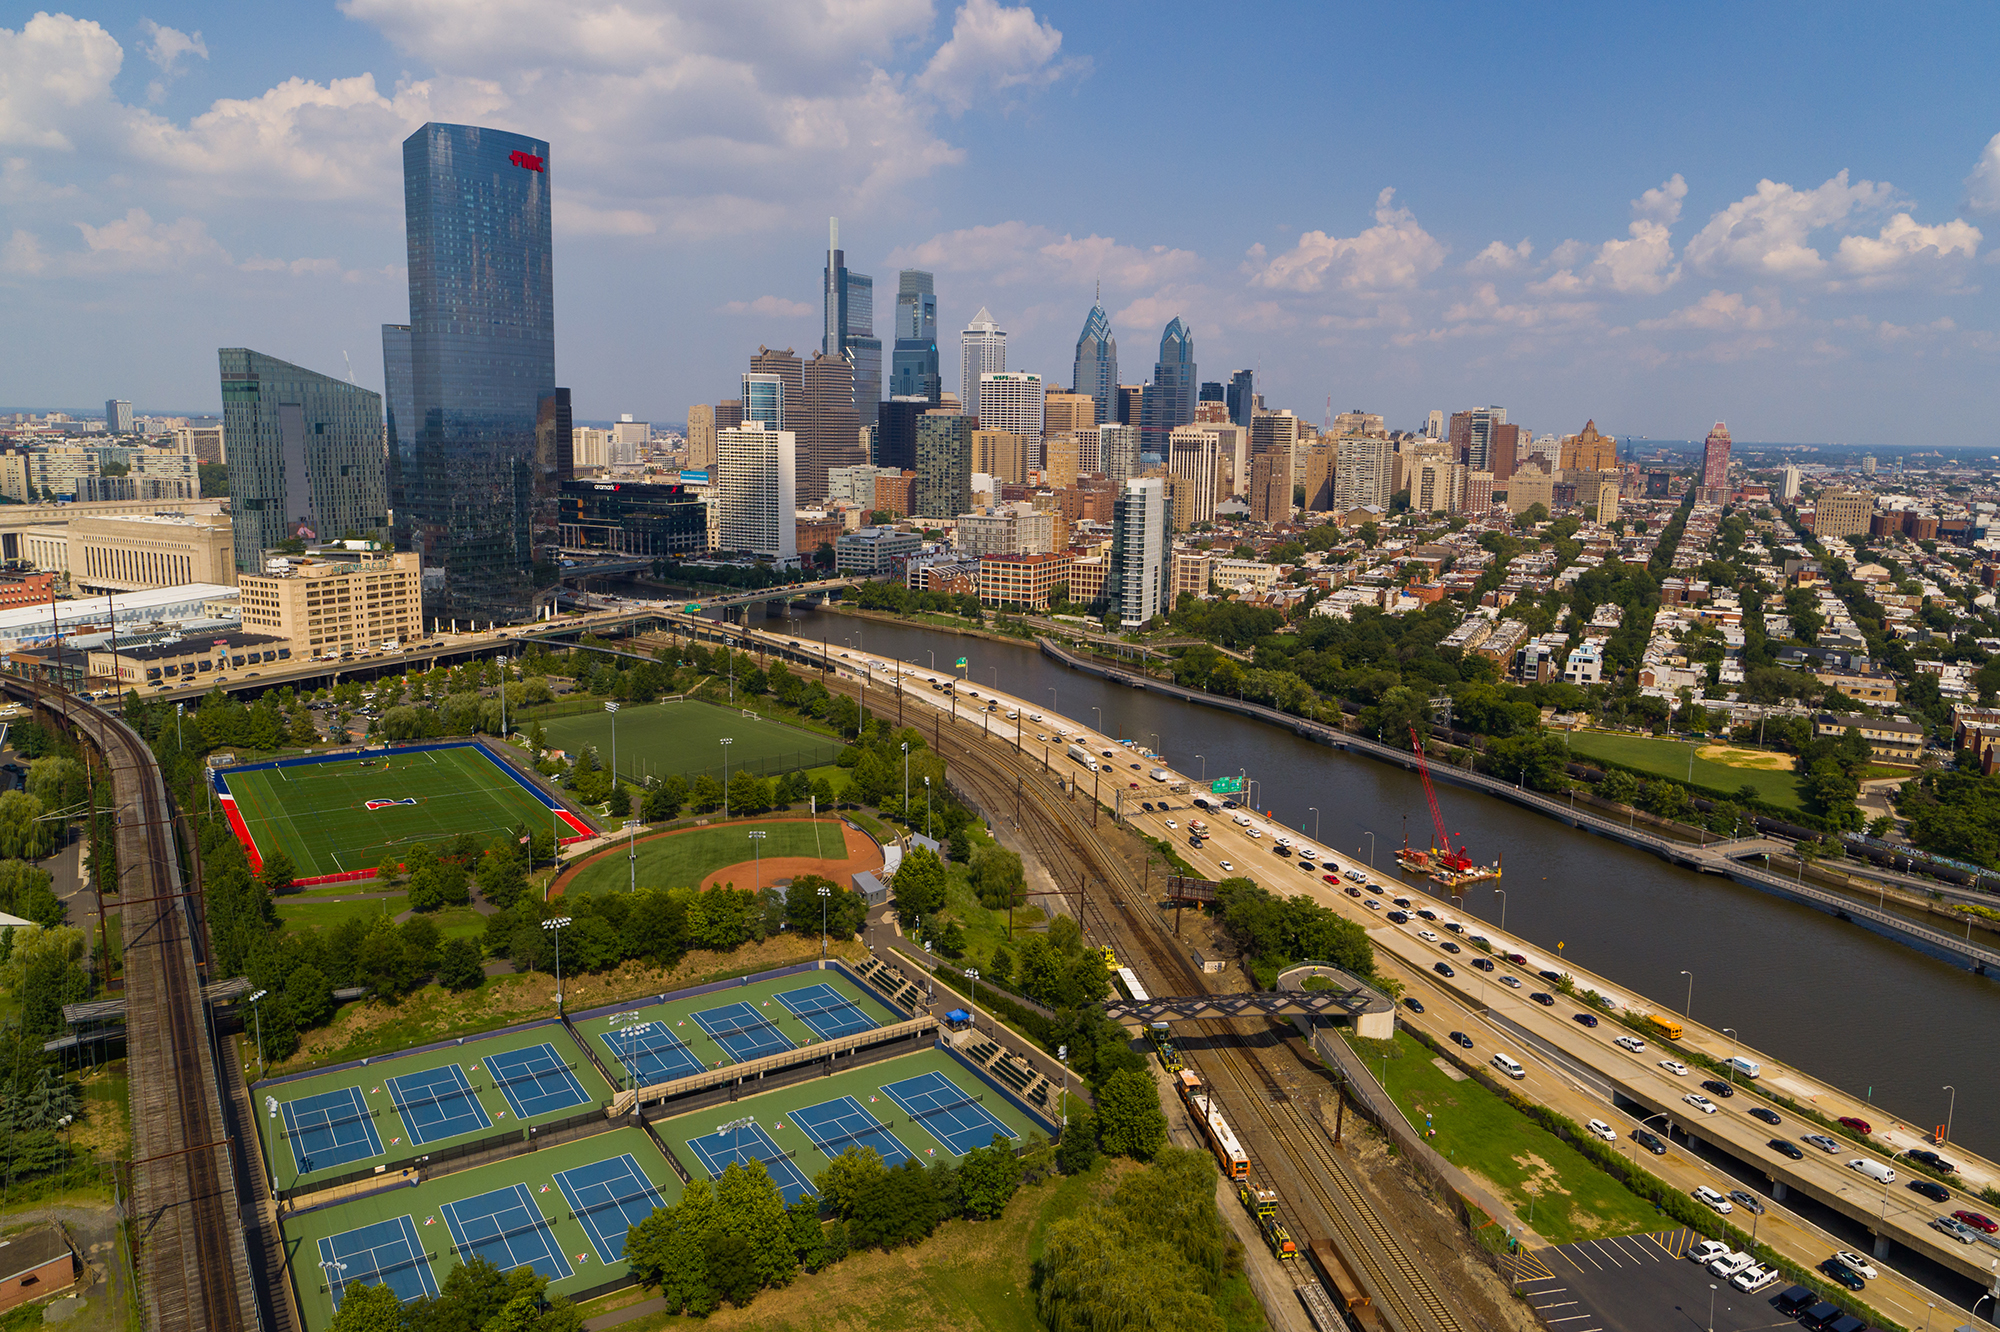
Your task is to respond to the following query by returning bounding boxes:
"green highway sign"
[1209,776,1245,794]
[684,603,702,613]
[956,657,968,668]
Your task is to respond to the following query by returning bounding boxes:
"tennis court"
[483,1043,591,1121]
[791,1094,911,1167]
[217,742,594,884]
[537,698,843,785]
[554,1153,671,1264]
[599,1022,704,1087]
[880,1070,1018,1156]
[255,1022,613,1191]
[691,999,796,1062]
[682,1119,816,1205]
[441,1183,574,1282]
[387,1064,491,1146]
[317,1215,438,1313]
[278,1086,383,1175]
[776,982,879,1040]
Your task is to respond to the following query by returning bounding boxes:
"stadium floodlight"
[604,701,620,797]
[817,884,832,958]
[248,989,269,1074]
[965,968,979,1031]
[719,737,733,816]
[748,830,767,891]
[543,916,572,1013]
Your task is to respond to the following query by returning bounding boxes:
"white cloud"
[140,20,207,74]
[70,207,230,273]
[0,13,124,151]
[1249,188,1446,293]
[1685,170,1895,278]
[1636,289,1792,332]
[915,0,1085,115]
[1834,213,1980,277]
[1964,132,2000,215]
[1466,239,1532,273]
[1532,176,1685,296]
[718,294,815,317]
[887,220,1198,289]
[1633,173,1688,225]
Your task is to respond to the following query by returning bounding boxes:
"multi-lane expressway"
[745,629,2000,1328]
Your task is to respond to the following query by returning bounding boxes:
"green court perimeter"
[280,1125,681,1332]
[1563,730,1804,809]
[537,698,844,785]
[651,1045,1048,1186]
[568,968,906,1092]
[220,745,592,881]
[254,1022,615,1192]
[560,819,835,897]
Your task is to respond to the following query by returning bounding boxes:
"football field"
[537,698,843,785]
[218,744,595,883]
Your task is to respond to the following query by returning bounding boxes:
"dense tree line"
[1897,765,2000,866]
[1210,875,1374,987]
[327,1255,578,1332]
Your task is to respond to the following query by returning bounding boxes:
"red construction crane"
[1409,725,1474,873]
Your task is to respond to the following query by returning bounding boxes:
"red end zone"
[219,792,595,888]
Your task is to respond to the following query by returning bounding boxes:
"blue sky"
[4,1,1999,444]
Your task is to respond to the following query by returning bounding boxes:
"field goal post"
[742,709,760,720]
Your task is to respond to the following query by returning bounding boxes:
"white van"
[1491,1053,1525,1079]
[1848,1158,1896,1184]
[1692,1185,1733,1215]
[1232,812,1252,827]
[1725,1056,1762,1079]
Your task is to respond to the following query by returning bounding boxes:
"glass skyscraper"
[384,122,554,622]
[1072,297,1118,425]
[219,348,389,573]
[1141,316,1196,451]
[891,269,940,400]
[824,219,881,420]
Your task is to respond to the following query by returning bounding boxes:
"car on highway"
[1910,1179,1952,1203]
[1471,957,1495,971]
[1819,1259,1865,1291]
[1030,713,1043,722]
[1386,910,1410,923]
[1218,860,1234,872]
[1691,1184,1731,1212]
[1529,991,1555,1006]
[1164,819,1178,830]
[1433,962,1456,978]
[1659,1059,1690,1076]
[1402,998,1425,1013]
[1728,1190,1765,1215]
[1343,869,1367,884]
[1393,897,1412,908]
[1587,1119,1617,1142]
[1614,1036,1646,1053]
[1364,899,1381,910]
[1498,975,1522,989]
[1803,1134,1840,1154]
[1933,1214,1980,1243]
[1954,1209,1998,1234]
[1573,1012,1599,1028]
[1837,1115,1872,1135]
[1442,921,1464,934]
[1830,1251,1876,1280]
[1036,733,1047,742]
[1141,801,1154,812]
[1632,1128,1667,1155]
[1440,941,1462,954]
[1906,1148,1957,1173]
[1344,885,1363,898]
[1504,952,1527,964]
[1417,908,1438,921]
[1700,1079,1735,1099]
[1449,1031,1474,1049]
[1417,929,1439,942]
[1747,1106,1781,1125]
[1683,1093,1718,1115]
[1770,1138,1805,1160]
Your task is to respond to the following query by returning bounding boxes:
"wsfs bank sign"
[510,150,546,172]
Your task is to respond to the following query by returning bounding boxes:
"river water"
[773,604,1993,1158]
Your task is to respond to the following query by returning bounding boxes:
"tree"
[644,775,689,822]
[891,846,947,926]
[712,1161,793,1292]
[436,936,485,991]
[1056,1108,1099,1174]
[259,849,296,897]
[689,774,725,813]
[958,1138,1025,1218]
[626,1177,719,1317]
[286,963,334,1028]
[814,1146,887,1219]
[1096,1068,1167,1160]
[606,784,632,817]
[327,1281,404,1332]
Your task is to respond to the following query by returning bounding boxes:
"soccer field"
[537,699,844,785]
[218,743,596,883]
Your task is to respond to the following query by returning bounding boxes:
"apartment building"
[237,546,422,657]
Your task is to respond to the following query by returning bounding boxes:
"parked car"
[1838,1115,1873,1135]
[1748,1107,1782,1125]
[1830,1251,1877,1281]
[1770,1138,1805,1160]
[1688,1239,1729,1265]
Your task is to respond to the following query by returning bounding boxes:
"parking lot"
[1514,1228,1804,1332]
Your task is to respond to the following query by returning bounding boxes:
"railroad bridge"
[1105,988,1382,1024]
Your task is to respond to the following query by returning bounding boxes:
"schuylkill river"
[771,605,1993,1157]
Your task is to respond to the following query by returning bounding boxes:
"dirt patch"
[1695,744,1795,772]
[701,822,884,891]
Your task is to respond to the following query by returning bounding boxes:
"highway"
[741,627,2000,1328]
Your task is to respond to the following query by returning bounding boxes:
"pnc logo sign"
[509,150,546,173]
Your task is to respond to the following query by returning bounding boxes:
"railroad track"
[846,673,1463,1332]
[5,682,258,1332]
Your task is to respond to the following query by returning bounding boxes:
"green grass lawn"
[941,823,1047,967]
[538,698,845,785]
[223,744,587,879]
[1563,731,1803,809]
[1349,1030,1662,1244]
[561,819,838,896]
[276,893,409,931]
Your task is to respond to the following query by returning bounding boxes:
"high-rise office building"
[1226,370,1255,430]
[386,121,553,620]
[1702,422,1732,491]
[535,389,572,505]
[1489,423,1522,482]
[1459,406,1506,472]
[1331,410,1385,437]
[1072,297,1118,425]
[915,412,974,518]
[1780,464,1801,503]
[875,398,932,473]
[976,372,1043,465]
[715,422,797,565]
[1815,485,1872,539]
[1413,457,1465,513]
[104,399,134,435]
[1167,427,1219,528]
[686,404,716,472]
[1098,423,1140,486]
[1108,477,1169,628]
[1334,436,1395,510]
[1141,317,1196,451]
[800,351,864,502]
[1044,431,1083,488]
[823,219,880,418]
[890,269,940,401]
[1424,409,1445,440]
[748,347,803,424]
[742,372,786,429]
[1117,384,1145,427]
[960,308,1006,419]
[220,348,389,573]
[1559,420,1618,472]
[715,400,743,431]
[972,431,1028,486]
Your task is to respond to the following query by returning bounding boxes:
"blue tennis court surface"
[483,1042,592,1120]
[777,983,879,1040]
[387,1063,492,1146]
[555,1153,670,1264]
[440,1183,574,1282]
[880,1071,1017,1156]
[691,999,795,1062]
[280,1085,382,1174]
[793,1094,910,1166]
[601,1022,705,1087]
[683,1119,815,1204]
[318,1214,437,1311]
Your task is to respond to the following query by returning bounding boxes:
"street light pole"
[1494,888,1506,932]
[1944,1085,1957,1145]
[1363,830,1375,867]
[604,700,619,792]
[1195,754,1206,780]
[544,916,572,1013]
[1681,969,1693,1018]
[248,988,268,1075]
[1722,1027,1737,1084]
[749,830,766,891]
[966,966,979,1032]
[901,741,910,820]
[924,776,932,840]
[626,819,640,894]
[720,737,733,816]
[1309,806,1320,841]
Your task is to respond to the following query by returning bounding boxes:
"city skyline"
[4,3,2000,443]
